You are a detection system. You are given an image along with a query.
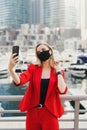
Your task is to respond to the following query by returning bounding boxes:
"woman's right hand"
[8,53,19,70]
[8,54,20,85]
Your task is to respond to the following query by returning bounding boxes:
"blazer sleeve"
[57,69,68,94]
[14,64,34,86]
[57,86,68,94]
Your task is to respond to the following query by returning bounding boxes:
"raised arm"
[8,54,20,85]
[54,61,67,94]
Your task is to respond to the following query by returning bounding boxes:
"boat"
[69,55,87,79]
[15,60,28,73]
[0,103,4,117]
[69,86,87,113]
[0,69,9,79]
[0,59,9,79]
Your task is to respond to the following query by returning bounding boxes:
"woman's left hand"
[54,61,61,72]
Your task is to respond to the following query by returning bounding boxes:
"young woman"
[8,43,68,130]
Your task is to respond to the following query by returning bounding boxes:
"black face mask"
[37,50,51,62]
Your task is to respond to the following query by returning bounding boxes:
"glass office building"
[44,0,59,27]
[0,0,29,29]
[44,0,81,28]
[29,0,44,25]
[29,0,40,24]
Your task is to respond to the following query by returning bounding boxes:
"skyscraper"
[0,0,29,29]
[44,0,81,28]
[64,0,81,28]
[85,0,87,28]
[29,0,43,25]
[44,0,59,27]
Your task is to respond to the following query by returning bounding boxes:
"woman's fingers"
[12,53,18,58]
[54,61,61,72]
[13,58,19,65]
[11,54,19,62]
[9,54,19,69]
[54,61,60,65]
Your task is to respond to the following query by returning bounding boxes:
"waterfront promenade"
[0,95,87,130]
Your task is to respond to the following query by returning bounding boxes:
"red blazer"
[15,64,68,118]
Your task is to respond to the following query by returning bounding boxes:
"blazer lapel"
[35,66,42,100]
[45,67,54,100]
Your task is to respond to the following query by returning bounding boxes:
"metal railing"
[0,95,87,130]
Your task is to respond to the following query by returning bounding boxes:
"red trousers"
[26,107,59,130]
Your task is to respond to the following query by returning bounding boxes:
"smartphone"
[12,45,19,57]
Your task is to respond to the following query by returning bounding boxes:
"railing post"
[74,100,80,130]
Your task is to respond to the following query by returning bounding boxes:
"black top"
[40,79,50,105]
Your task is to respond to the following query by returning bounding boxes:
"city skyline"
[43,0,81,28]
[0,0,29,29]
[0,0,82,29]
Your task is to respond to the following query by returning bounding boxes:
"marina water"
[0,80,27,117]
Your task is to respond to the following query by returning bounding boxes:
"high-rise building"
[80,0,87,40]
[44,0,81,28]
[85,0,87,29]
[64,0,81,28]
[0,0,29,29]
[29,0,44,24]
[44,0,59,27]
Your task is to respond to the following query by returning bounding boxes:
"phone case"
[12,46,19,56]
